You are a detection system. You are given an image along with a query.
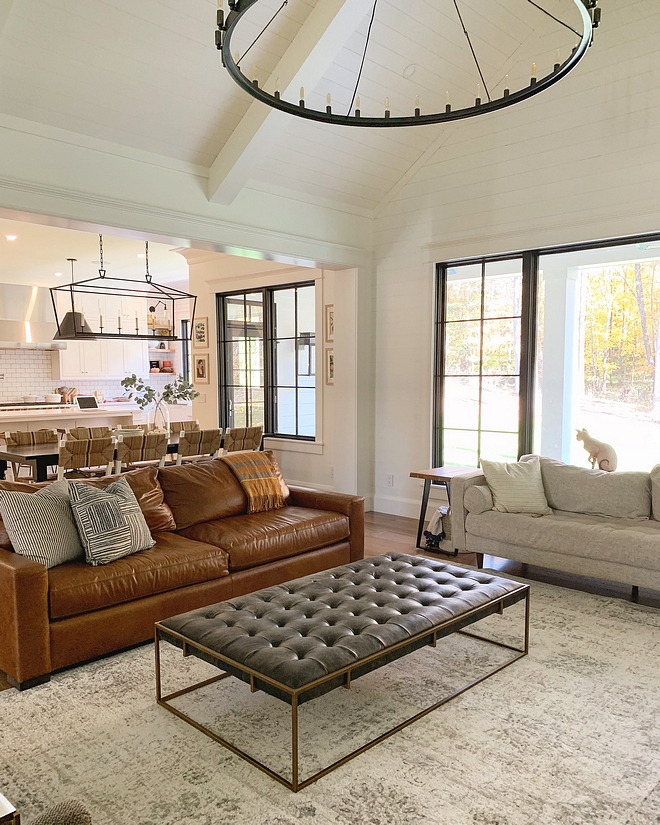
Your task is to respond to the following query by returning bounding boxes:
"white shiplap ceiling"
[0,0,590,211]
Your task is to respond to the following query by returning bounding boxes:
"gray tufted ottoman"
[155,553,529,791]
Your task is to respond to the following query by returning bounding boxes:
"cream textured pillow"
[480,457,552,515]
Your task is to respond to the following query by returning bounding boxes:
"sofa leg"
[631,585,639,600]
[6,673,51,691]
[475,553,484,570]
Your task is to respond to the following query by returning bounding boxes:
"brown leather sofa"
[0,459,364,690]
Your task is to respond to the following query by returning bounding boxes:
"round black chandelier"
[215,0,601,128]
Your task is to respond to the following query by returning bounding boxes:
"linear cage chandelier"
[50,236,196,341]
[215,0,601,128]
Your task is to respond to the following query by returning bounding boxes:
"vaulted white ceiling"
[0,0,589,213]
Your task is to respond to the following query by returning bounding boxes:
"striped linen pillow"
[69,477,155,566]
[480,456,552,515]
[0,480,83,568]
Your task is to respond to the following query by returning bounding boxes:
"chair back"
[169,419,200,434]
[58,436,116,477]
[6,429,59,447]
[66,426,112,440]
[176,429,222,464]
[115,432,168,469]
[224,425,263,453]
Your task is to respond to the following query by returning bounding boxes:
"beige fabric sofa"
[451,455,660,592]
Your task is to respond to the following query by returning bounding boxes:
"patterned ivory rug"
[1,576,660,825]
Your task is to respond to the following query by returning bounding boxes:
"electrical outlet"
[387,474,394,487]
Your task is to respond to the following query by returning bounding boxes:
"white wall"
[373,0,660,517]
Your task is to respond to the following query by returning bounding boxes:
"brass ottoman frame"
[155,583,530,792]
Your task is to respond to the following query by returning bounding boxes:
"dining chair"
[57,436,117,480]
[223,425,264,453]
[4,429,59,480]
[114,432,168,473]
[65,426,113,440]
[174,429,223,465]
[169,419,200,434]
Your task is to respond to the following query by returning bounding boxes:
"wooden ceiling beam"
[207,0,373,205]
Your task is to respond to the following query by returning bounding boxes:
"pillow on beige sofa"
[464,485,494,515]
[480,457,552,515]
[520,455,651,519]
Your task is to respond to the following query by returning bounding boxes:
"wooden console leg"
[6,674,51,691]
[476,553,484,570]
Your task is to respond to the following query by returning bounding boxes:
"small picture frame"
[193,317,209,348]
[324,304,334,344]
[194,354,210,384]
[325,348,334,386]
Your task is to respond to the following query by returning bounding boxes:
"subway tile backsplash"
[0,350,176,402]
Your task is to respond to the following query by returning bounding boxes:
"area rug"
[1,577,659,825]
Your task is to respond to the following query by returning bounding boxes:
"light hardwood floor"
[1,511,656,692]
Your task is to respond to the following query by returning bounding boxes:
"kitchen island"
[0,401,142,431]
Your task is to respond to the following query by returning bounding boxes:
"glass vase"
[148,400,170,434]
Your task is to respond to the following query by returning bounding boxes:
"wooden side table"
[0,793,19,825]
[409,466,477,554]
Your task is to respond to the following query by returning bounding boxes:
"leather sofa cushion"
[84,467,176,532]
[158,460,248,529]
[179,506,350,571]
[48,532,230,620]
[0,468,176,537]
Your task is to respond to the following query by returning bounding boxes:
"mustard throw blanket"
[221,451,288,513]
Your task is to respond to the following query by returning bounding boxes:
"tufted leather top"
[160,553,526,703]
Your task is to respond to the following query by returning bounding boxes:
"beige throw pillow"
[480,456,552,515]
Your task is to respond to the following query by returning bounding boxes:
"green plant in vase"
[121,374,199,433]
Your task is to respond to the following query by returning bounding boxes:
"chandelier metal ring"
[217,0,597,128]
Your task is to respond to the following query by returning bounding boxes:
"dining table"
[0,434,184,483]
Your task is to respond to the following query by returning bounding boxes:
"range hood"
[0,283,66,350]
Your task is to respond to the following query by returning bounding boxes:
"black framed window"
[181,319,192,383]
[217,282,315,439]
[434,254,537,467]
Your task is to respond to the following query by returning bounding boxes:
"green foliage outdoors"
[583,262,660,413]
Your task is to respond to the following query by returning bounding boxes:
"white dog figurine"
[575,428,617,472]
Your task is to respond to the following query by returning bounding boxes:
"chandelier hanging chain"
[145,241,152,283]
[453,0,491,103]
[238,0,288,67]
[98,234,106,278]
[347,0,379,118]
[525,0,582,37]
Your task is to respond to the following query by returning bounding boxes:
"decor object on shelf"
[325,348,334,385]
[194,354,210,384]
[215,0,600,128]
[193,317,209,348]
[576,428,618,471]
[51,238,196,342]
[324,304,334,344]
[121,374,199,434]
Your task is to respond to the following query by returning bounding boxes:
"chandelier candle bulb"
[445,90,451,113]
[252,65,258,86]
[299,87,305,108]
[384,97,390,118]
[355,96,361,118]
[503,74,510,97]
[531,62,537,86]
[415,95,421,117]
[274,77,280,99]
[555,49,561,71]
[475,83,481,106]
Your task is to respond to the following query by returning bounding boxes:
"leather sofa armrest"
[0,548,51,686]
[288,487,365,562]
[450,471,488,552]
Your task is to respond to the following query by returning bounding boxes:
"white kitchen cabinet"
[54,339,103,380]
[53,339,148,381]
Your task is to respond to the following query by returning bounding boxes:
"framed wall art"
[325,348,334,386]
[324,304,334,344]
[193,317,209,348]
[194,353,210,384]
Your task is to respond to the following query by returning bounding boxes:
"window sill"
[264,437,324,455]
